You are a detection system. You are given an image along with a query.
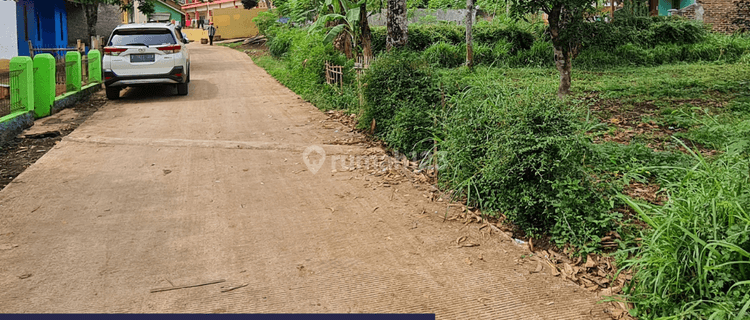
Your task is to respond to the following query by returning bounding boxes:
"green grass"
[219,42,243,48]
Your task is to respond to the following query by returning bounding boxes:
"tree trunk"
[359,3,373,58]
[334,31,354,59]
[465,0,474,68]
[547,5,572,98]
[386,0,407,50]
[83,3,100,41]
[554,46,572,98]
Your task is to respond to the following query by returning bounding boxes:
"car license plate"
[130,54,155,63]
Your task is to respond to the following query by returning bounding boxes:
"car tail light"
[103,47,127,56]
[158,45,181,54]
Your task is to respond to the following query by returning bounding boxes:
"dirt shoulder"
[0,92,106,190]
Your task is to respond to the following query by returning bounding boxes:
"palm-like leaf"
[324,24,347,43]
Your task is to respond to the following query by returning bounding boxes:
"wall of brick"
[66,3,122,46]
[675,0,749,33]
[701,0,739,32]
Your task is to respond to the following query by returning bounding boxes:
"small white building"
[0,0,18,60]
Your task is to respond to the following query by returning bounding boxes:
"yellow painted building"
[182,7,268,41]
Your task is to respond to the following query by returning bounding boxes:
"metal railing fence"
[0,69,25,117]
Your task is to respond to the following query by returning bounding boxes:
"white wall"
[0,0,18,59]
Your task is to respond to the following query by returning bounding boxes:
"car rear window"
[109,29,176,46]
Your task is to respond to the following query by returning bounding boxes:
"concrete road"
[0,44,606,318]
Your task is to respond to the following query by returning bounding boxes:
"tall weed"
[620,146,750,319]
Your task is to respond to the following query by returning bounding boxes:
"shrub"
[474,101,612,244]
[268,31,293,57]
[253,11,279,36]
[649,18,706,46]
[254,28,356,111]
[614,43,654,66]
[651,44,684,65]
[439,82,614,247]
[473,20,535,53]
[361,50,441,154]
[509,40,554,67]
[407,23,462,51]
[424,42,465,68]
[473,44,495,65]
[492,39,513,61]
[371,26,387,53]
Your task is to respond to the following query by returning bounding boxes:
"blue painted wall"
[16,0,68,56]
[657,0,696,16]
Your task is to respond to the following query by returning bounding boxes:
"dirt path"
[0,44,606,318]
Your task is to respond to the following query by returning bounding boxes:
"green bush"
[361,50,441,154]
[424,42,465,68]
[407,23,463,51]
[253,11,279,36]
[580,15,706,50]
[439,77,613,247]
[372,21,534,55]
[614,43,654,66]
[253,28,356,111]
[473,43,495,65]
[371,26,387,53]
[509,40,554,67]
[475,101,612,244]
[649,18,706,46]
[473,20,535,53]
[492,39,513,61]
[268,31,294,57]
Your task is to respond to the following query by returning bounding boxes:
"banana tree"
[311,0,372,58]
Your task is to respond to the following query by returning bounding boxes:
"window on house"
[60,13,64,41]
[36,12,41,41]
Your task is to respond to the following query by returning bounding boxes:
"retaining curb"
[0,111,34,146]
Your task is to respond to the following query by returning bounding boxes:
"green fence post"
[33,54,55,118]
[65,51,82,92]
[88,50,102,83]
[9,56,34,114]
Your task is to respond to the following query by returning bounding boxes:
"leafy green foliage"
[273,0,325,24]
[423,42,465,67]
[254,28,357,111]
[361,50,441,154]
[268,31,294,57]
[436,68,614,248]
[473,20,535,53]
[370,19,535,54]
[579,15,708,50]
[253,11,279,36]
[310,0,367,52]
[508,40,553,67]
[241,0,260,9]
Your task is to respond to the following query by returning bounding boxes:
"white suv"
[103,23,190,99]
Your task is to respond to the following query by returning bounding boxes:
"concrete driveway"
[0,44,606,318]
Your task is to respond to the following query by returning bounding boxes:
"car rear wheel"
[177,82,189,96]
[105,86,120,100]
